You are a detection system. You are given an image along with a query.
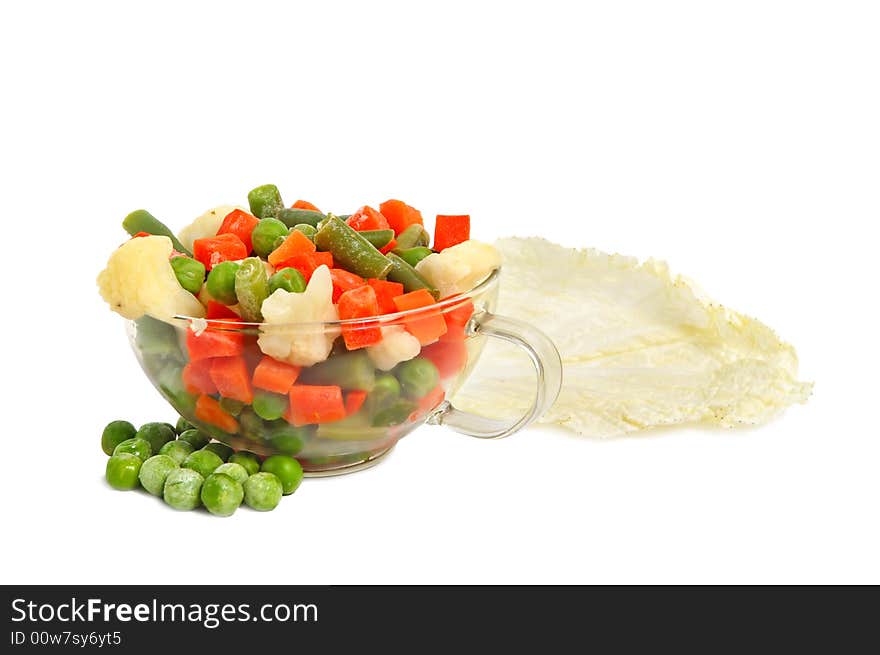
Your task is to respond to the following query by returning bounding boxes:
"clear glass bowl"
[128,269,562,475]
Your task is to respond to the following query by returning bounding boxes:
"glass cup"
[128,268,561,475]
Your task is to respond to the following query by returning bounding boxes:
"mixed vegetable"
[99,185,500,470]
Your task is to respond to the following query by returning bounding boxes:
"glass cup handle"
[427,310,563,439]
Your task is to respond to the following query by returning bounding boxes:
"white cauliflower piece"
[177,205,244,252]
[98,235,206,321]
[367,326,422,371]
[415,240,501,299]
[258,265,339,366]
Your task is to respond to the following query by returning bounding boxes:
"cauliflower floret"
[177,205,244,252]
[258,265,339,367]
[367,326,422,371]
[415,240,501,299]
[98,235,206,321]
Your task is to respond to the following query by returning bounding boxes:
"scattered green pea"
[182,449,224,477]
[175,416,193,435]
[202,442,234,462]
[252,391,288,421]
[206,260,240,305]
[170,256,206,295]
[101,420,137,456]
[252,217,290,258]
[260,455,303,495]
[268,267,306,294]
[106,453,143,490]
[138,455,179,496]
[243,472,283,511]
[178,429,210,450]
[228,451,261,476]
[113,437,152,461]
[201,473,244,517]
[158,439,194,465]
[214,462,250,485]
[163,468,204,510]
[136,422,176,454]
[395,357,440,400]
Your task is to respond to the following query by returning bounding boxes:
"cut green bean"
[396,246,433,268]
[277,208,325,228]
[359,229,395,249]
[371,399,418,427]
[386,253,438,298]
[122,209,191,255]
[247,184,284,219]
[234,257,269,322]
[299,350,376,391]
[169,256,205,295]
[314,215,392,279]
[394,224,430,250]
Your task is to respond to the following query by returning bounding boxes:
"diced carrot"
[267,229,316,267]
[186,322,244,361]
[379,199,424,236]
[276,251,333,282]
[338,285,382,349]
[206,301,240,320]
[379,238,398,255]
[367,279,405,314]
[253,356,301,394]
[440,299,474,341]
[182,359,217,395]
[393,289,447,345]
[209,356,254,404]
[287,385,346,426]
[345,390,368,416]
[217,209,260,253]
[421,340,468,379]
[291,199,321,212]
[433,214,470,251]
[347,206,390,231]
[193,233,248,271]
[409,385,446,422]
[195,395,239,434]
[329,268,366,302]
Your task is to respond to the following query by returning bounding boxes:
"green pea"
[292,223,317,239]
[158,439,194,465]
[203,442,234,462]
[170,256,206,295]
[136,422,176,454]
[201,473,244,517]
[214,462,250,485]
[243,472,283,511]
[248,184,284,219]
[101,420,137,456]
[371,399,418,427]
[206,261,240,305]
[182,449,224,477]
[138,455,179,496]
[105,453,142,490]
[219,397,246,416]
[395,357,440,400]
[234,257,269,322]
[228,451,261,476]
[267,424,308,456]
[268,267,306,295]
[252,391,288,421]
[113,437,152,461]
[163,468,204,510]
[252,218,290,258]
[368,373,401,411]
[175,416,193,435]
[260,455,303,495]
[178,428,210,449]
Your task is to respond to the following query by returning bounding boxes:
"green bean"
[292,223,317,240]
[251,218,289,258]
[371,399,418,427]
[396,246,433,268]
[169,256,205,295]
[247,184,284,219]
[299,350,376,391]
[316,415,390,441]
[359,229,395,249]
[386,253,438,298]
[314,215,392,279]
[268,267,306,294]
[394,224,430,250]
[277,208,325,228]
[206,261,240,305]
[234,257,269,322]
[122,209,192,255]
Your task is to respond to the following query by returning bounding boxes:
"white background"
[1,1,877,584]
